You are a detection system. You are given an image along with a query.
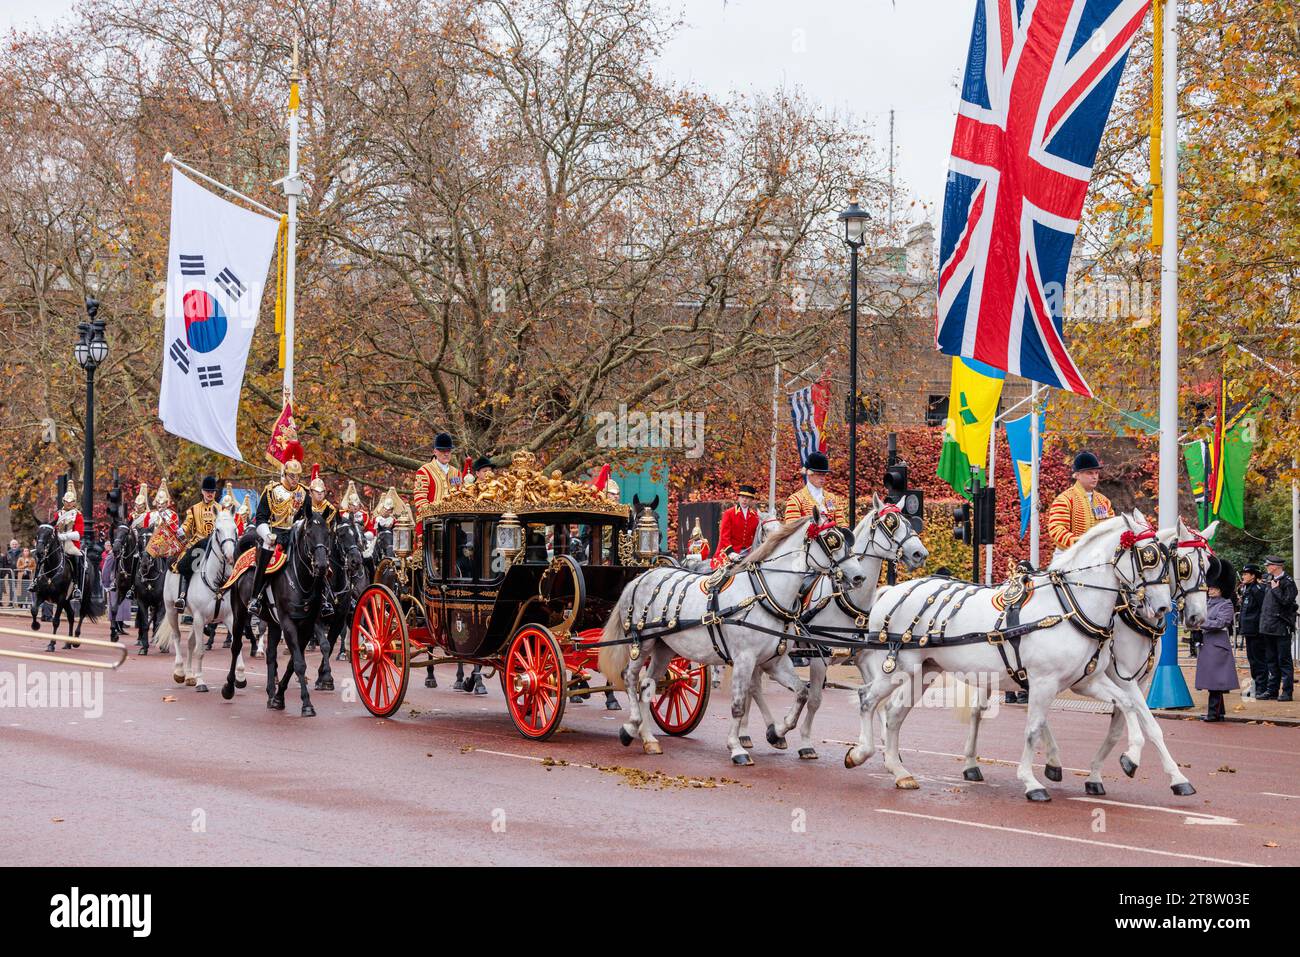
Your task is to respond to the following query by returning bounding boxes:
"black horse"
[223,500,332,716]
[307,519,369,690]
[129,525,168,655]
[108,523,137,644]
[29,524,96,648]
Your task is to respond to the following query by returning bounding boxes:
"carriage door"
[443,520,480,654]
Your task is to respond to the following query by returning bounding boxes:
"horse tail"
[597,593,631,692]
[155,610,174,653]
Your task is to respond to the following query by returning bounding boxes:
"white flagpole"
[1157,0,1179,529]
[281,37,303,403]
[986,420,996,584]
[1030,383,1041,568]
[768,362,780,516]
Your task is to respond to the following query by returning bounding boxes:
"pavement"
[2,613,1299,867]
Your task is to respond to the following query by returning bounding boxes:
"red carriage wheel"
[503,624,567,741]
[651,656,711,736]
[351,585,410,718]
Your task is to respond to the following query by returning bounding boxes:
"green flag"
[1182,407,1257,534]
[936,356,1005,498]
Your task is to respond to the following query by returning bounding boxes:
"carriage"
[349,451,710,740]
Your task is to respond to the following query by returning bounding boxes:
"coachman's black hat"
[804,452,830,473]
[201,475,218,493]
[472,456,494,472]
[434,432,455,452]
[1072,451,1102,473]
[737,484,758,496]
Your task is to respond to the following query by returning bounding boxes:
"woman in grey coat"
[1196,556,1240,722]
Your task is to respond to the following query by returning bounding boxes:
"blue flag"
[1004,409,1045,538]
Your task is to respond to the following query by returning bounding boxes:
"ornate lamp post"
[74,298,108,531]
[837,194,870,525]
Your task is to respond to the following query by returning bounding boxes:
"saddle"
[221,545,287,591]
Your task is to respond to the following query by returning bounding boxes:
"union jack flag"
[936,0,1150,397]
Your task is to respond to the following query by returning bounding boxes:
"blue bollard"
[1146,611,1193,709]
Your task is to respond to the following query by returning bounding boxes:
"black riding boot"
[247,545,272,617]
[70,557,84,602]
[175,567,191,611]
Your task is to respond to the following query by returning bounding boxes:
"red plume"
[463,456,473,476]
[593,464,611,491]
[311,463,320,482]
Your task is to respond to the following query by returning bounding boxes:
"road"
[2,617,1297,866]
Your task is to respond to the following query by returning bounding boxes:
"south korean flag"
[158,169,279,461]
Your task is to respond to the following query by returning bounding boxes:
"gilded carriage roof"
[418,450,630,520]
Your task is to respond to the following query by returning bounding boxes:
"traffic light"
[976,486,997,545]
[106,483,123,525]
[883,462,908,502]
[952,501,972,544]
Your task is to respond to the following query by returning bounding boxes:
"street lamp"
[74,298,107,534]
[838,193,870,526]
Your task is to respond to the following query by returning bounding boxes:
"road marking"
[1261,791,1300,800]
[475,748,546,762]
[875,810,1261,867]
[1068,796,1238,826]
[822,739,1090,775]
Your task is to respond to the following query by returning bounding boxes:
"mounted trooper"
[305,465,338,618]
[246,456,305,618]
[173,475,220,612]
[54,481,86,600]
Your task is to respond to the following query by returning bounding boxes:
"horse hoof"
[267,698,285,711]
[195,684,209,693]
[172,673,185,684]
[739,735,753,749]
[31,621,40,632]
[185,677,197,687]
[302,705,317,718]
[1170,781,1196,796]
[46,641,55,652]
[844,749,862,769]
[618,727,633,747]
[1026,788,1052,803]
[963,767,984,782]
[221,684,234,700]
[1119,754,1138,778]
[605,697,621,711]
[1045,763,1063,782]
[798,748,818,760]
[1085,781,1106,796]
[895,776,920,790]
[643,741,662,756]
[235,679,247,689]
[425,677,437,688]
[731,753,754,766]
[765,725,788,749]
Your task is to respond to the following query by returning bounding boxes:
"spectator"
[1258,555,1297,702]
[15,547,35,609]
[1238,563,1267,696]
[0,539,15,606]
[1196,556,1239,722]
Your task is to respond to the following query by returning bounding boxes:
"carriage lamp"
[496,512,523,563]
[393,513,415,559]
[635,510,660,558]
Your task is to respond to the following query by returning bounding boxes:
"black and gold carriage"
[350,451,710,740]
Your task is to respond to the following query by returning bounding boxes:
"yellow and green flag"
[936,356,1005,498]
[1183,387,1257,535]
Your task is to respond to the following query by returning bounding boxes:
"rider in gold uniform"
[247,458,304,617]
[173,475,219,611]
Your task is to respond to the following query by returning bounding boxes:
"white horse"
[739,497,929,758]
[155,507,248,694]
[949,512,1212,797]
[847,514,1174,800]
[599,514,869,764]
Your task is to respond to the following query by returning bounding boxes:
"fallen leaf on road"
[426,753,433,758]
[51,817,64,823]
[162,695,176,703]
[1217,764,1237,773]
[1073,771,1088,777]
[459,745,475,753]
[1264,841,1279,848]
[1178,762,1191,768]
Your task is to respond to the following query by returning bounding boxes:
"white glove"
[257,523,273,547]
[58,532,71,542]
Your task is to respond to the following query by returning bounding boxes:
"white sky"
[2,0,975,223]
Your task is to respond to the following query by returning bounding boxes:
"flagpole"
[768,362,780,516]
[1149,0,1193,710]
[281,37,303,404]
[1030,383,1041,569]
[985,421,996,585]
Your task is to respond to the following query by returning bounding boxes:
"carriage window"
[449,521,476,580]
[564,524,590,564]
[423,521,441,581]
[524,525,549,564]
[481,520,506,578]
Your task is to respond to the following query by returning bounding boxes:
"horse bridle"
[34,525,65,587]
[196,521,239,595]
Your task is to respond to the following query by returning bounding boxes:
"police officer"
[1258,555,1297,701]
[1238,563,1267,694]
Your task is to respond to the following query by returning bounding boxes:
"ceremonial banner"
[265,400,305,468]
[159,170,279,461]
[1183,392,1257,533]
[937,356,1005,498]
[789,375,830,467]
[936,0,1150,396]
[1004,407,1046,537]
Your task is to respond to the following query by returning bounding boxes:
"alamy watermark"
[595,404,705,459]
[0,665,103,719]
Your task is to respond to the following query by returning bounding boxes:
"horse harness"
[612,524,858,666]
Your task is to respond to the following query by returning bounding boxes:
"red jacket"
[717,505,760,558]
